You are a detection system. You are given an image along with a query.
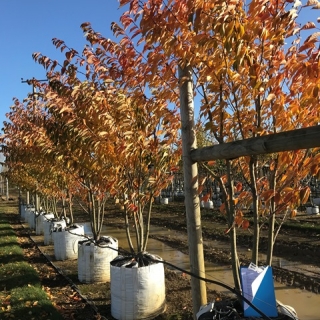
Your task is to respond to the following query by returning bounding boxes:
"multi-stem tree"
[36,78,119,241]
[115,0,320,308]
[31,26,181,247]
[2,90,79,222]
[111,93,180,256]
[4,0,320,316]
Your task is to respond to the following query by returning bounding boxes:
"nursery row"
[21,204,167,320]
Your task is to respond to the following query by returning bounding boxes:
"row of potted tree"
[4,0,320,317]
[2,19,181,317]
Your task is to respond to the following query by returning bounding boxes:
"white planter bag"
[20,204,26,221]
[111,254,166,320]
[35,211,43,235]
[24,205,34,224]
[77,222,93,238]
[161,197,169,205]
[53,224,84,260]
[313,198,320,206]
[35,211,53,235]
[78,236,118,283]
[205,200,213,209]
[27,208,36,230]
[306,206,312,215]
[43,218,66,246]
[24,208,30,225]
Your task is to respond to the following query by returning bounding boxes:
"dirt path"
[148,202,320,293]
[4,206,222,320]
[4,199,320,319]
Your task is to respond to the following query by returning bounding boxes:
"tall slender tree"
[116,0,320,309]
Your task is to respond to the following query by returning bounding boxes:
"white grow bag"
[111,255,166,320]
[313,198,320,206]
[161,197,169,205]
[43,219,67,246]
[27,208,36,230]
[205,200,214,209]
[24,207,30,225]
[53,225,84,260]
[20,204,26,221]
[78,236,118,283]
[24,206,34,224]
[306,206,313,215]
[35,212,54,235]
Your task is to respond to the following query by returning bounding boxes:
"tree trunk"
[225,160,241,290]
[249,157,259,264]
[124,209,135,253]
[267,169,277,265]
[179,64,207,317]
[5,177,9,201]
[230,227,241,291]
[266,213,275,265]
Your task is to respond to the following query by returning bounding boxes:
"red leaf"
[242,220,250,229]
[201,194,211,202]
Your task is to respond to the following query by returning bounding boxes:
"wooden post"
[179,64,207,316]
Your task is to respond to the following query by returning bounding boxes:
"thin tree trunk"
[266,169,277,265]
[226,160,241,290]
[230,227,241,291]
[52,198,58,218]
[143,196,153,252]
[179,64,207,317]
[249,157,259,264]
[138,206,144,252]
[67,191,74,225]
[124,208,135,253]
[266,212,275,265]
[62,197,67,221]
[97,199,105,241]
[6,178,9,201]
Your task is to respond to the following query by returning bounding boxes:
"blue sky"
[1,1,320,132]
[0,0,125,130]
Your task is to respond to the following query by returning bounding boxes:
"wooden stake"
[179,64,207,317]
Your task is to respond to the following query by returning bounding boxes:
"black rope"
[44,223,274,320]
[100,249,273,320]
[144,254,273,320]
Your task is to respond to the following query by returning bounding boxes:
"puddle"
[104,224,320,320]
[30,220,320,320]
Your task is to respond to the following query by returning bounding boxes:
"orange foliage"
[242,220,250,230]
[114,0,320,220]
[201,194,211,202]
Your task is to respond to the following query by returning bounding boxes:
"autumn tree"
[113,0,320,310]
[30,20,181,249]
[78,22,181,255]
[2,88,80,222]
[5,0,320,316]
[38,76,120,240]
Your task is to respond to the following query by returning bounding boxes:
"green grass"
[0,212,63,320]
